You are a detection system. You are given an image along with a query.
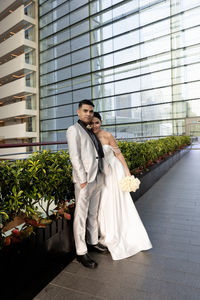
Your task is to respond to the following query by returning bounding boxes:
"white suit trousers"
[74,173,103,255]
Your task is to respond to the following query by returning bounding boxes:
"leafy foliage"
[0,136,190,236]
[118,135,191,174]
[0,150,74,231]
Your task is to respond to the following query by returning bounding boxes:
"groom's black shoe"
[77,253,98,269]
[87,243,109,254]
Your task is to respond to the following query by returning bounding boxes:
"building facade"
[1,0,200,156]
[0,0,39,158]
[39,0,200,148]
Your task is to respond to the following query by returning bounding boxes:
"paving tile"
[34,284,105,300]
[128,252,200,276]
[50,265,200,300]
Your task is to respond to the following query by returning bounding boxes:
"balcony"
[0,146,27,159]
[0,0,22,17]
[0,77,36,101]
[0,53,36,81]
[0,5,36,39]
[0,101,36,120]
[0,123,37,140]
[0,29,36,62]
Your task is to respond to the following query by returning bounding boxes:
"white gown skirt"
[98,145,152,260]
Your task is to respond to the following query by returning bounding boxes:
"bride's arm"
[108,134,131,176]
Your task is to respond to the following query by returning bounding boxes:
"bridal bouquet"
[119,175,141,192]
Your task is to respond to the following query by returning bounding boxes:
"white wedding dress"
[98,144,152,260]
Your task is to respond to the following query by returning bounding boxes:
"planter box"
[1,217,75,299]
[131,146,190,202]
[34,217,75,254]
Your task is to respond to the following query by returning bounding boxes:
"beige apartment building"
[0,0,39,158]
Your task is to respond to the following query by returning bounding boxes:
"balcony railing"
[0,141,68,160]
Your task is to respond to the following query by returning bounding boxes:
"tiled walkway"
[34,146,200,300]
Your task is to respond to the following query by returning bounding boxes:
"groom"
[66,99,107,269]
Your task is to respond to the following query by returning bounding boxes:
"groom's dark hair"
[78,99,94,108]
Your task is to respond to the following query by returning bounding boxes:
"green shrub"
[26,150,74,217]
[118,135,191,174]
[0,135,190,230]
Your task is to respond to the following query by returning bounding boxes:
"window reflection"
[39,0,200,143]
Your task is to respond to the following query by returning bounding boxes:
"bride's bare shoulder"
[101,131,113,139]
[98,130,109,136]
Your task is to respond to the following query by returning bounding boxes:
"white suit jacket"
[66,122,99,184]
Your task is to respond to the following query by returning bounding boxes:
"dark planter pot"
[131,146,190,203]
[1,217,75,299]
[34,217,75,255]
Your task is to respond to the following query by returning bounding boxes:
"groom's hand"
[80,182,87,189]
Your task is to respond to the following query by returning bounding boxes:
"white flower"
[86,124,92,130]
[119,175,140,192]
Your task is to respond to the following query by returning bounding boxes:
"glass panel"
[40,117,73,131]
[24,1,35,18]
[141,35,171,58]
[172,102,186,118]
[114,46,140,66]
[73,87,92,102]
[70,0,88,11]
[72,47,91,64]
[70,5,89,24]
[71,33,90,51]
[40,67,71,86]
[40,105,73,119]
[115,77,140,94]
[113,14,139,36]
[40,55,71,75]
[92,53,114,71]
[40,2,69,28]
[70,20,90,39]
[113,31,140,51]
[141,86,172,105]
[40,40,71,63]
[143,120,173,137]
[91,24,113,43]
[25,49,36,65]
[182,6,200,30]
[25,25,35,41]
[90,0,112,14]
[184,45,200,65]
[142,103,172,121]
[26,95,36,110]
[187,100,200,117]
[72,61,91,77]
[40,29,70,52]
[40,92,73,109]
[140,1,170,26]
[184,82,200,99]
[113,0,138,18]
[182,0,200,10]
[90,10,112,29]
[184,27,200,47]
[140,19,170,42]
[26,72,35,87]
[40,15,70,39]
[173,119,185,135]
[141,69,171,90]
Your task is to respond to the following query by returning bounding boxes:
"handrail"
[0,141,68,148]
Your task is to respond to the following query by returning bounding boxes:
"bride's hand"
[126,171,131,177]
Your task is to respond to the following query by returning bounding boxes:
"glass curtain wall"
[39,0,200,145]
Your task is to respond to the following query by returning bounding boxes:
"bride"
[91,112,152,260]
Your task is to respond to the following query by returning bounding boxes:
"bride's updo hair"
[93,111,102,122]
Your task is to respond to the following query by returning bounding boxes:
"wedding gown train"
[98,144,152,260]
